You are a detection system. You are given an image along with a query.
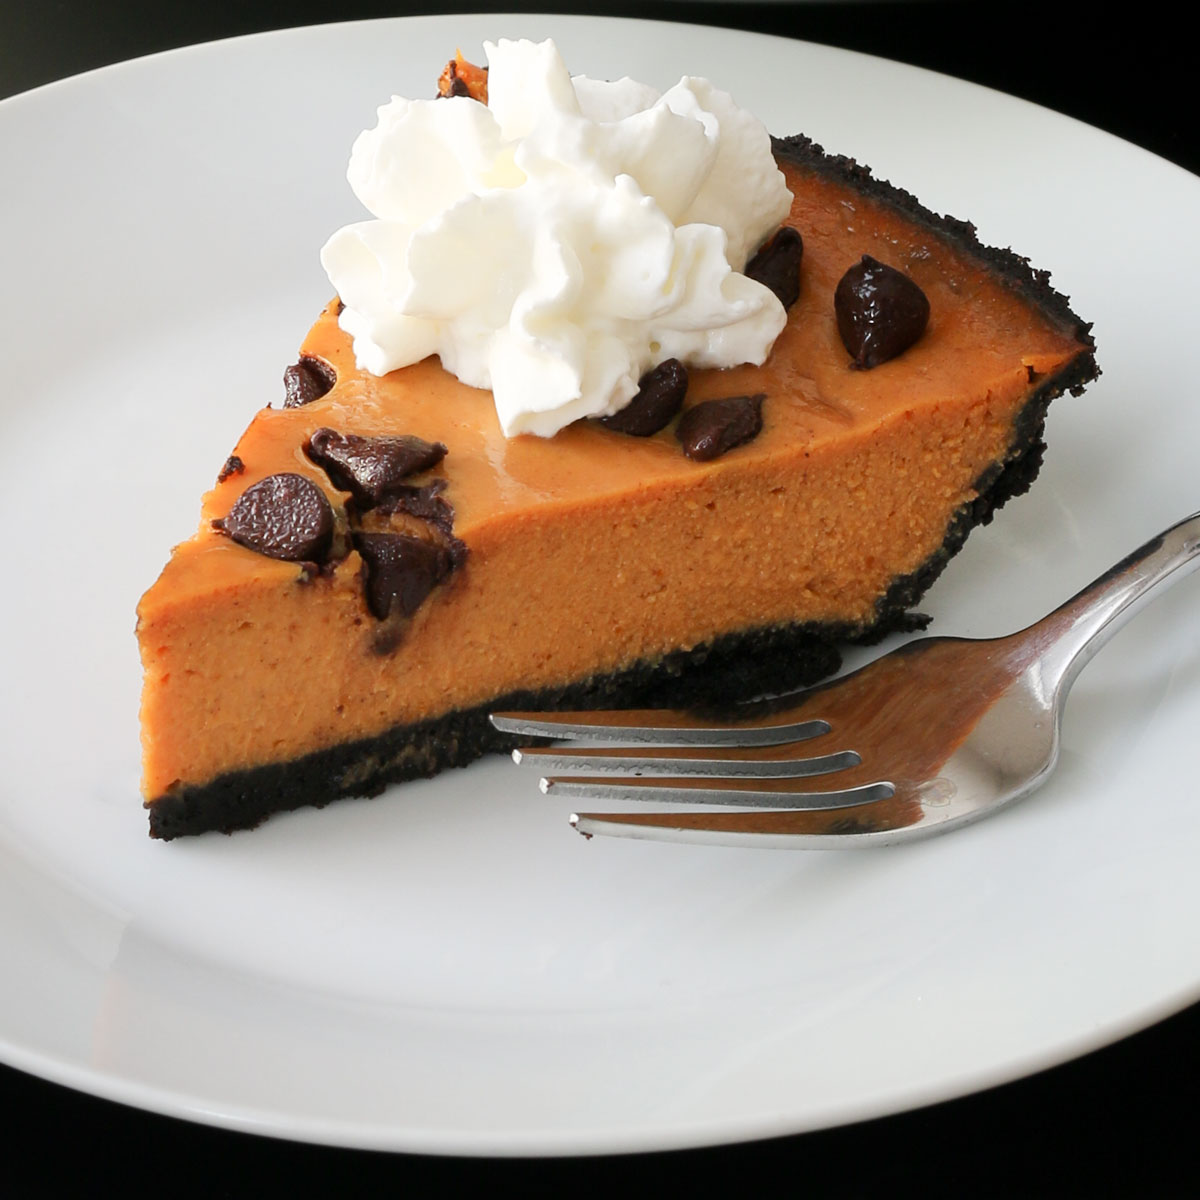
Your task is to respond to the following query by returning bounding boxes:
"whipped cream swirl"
[321,38,792,437]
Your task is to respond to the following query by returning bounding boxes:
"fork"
[490,512,1200,848]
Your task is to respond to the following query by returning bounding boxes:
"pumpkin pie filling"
[136,134,1097,837]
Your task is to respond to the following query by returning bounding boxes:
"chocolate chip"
[834,255,930,369]
[377,478,453,529]
[436,57,489,102]
[676,395,765,461]
[283,356,337,408]
[443,534,469,570]
[375,480,469,568]
[597,359,688,436]
[353,531,455,620]
[216,454,244,483]
[745,226,803,309]
[305,428,448,509]
[214,473,334,562]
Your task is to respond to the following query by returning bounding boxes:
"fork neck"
[1015,511,1200,693]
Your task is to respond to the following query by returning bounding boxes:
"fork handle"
[1020,511,1200,691]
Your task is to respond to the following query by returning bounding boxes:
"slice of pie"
[136,131,1097,839]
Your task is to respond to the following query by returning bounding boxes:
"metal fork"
[490,512,1200,848]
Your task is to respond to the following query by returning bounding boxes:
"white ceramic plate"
[2,13,1198,1157]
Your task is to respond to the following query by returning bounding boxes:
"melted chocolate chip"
[375,480,469,568]
[444,534,470,570]
[353,531,455,620]
[676,395,765,461]
[834,255,930,369]
[377,478,453,530]
[597,359,688,436]
[745,226,804,309]
[214,473,334,562]
[216,454,245,484]
[283,356,337,408]
[305,428,448,509]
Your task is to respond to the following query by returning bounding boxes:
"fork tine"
[489,709,829,747]
[569,808,914,849]
[512,742,859,778]
[541,776,894,809]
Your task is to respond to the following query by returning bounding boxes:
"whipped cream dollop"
[321,38,793,437]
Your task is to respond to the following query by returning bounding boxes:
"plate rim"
[3,10,1199,1156]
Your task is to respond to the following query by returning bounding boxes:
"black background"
[2,3,1197,1195]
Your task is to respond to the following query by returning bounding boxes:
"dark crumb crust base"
[147,138,1099,839]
